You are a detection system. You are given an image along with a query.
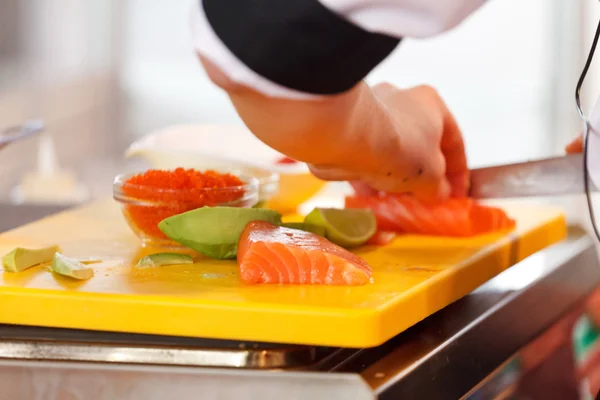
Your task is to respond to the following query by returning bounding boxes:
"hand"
[309,83,469,201]
[200,55,468,202]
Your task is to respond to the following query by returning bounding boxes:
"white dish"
[125,124,309,175]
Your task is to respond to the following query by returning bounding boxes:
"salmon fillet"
[345,194,515,237]
[367,230,396,246]
[238,221,372,285]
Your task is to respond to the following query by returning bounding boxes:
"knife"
[468,153,595,199]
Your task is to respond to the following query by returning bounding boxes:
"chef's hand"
[342,83,469,200]
[200,57,468,202]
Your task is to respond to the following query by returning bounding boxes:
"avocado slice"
[136,252,193,268]
[158,207,282,259]
[2,245,60,272]
[51,253,94,280]
[282,222,326,237]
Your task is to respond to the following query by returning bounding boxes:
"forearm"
[200,55,392,169]
[229,84,376,165]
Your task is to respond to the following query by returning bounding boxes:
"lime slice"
[304,208,376,248]
[282,222,326,237]
[2,245,60,272]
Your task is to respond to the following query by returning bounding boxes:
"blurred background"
[0,0,599,226]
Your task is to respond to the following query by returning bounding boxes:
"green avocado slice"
[51,253,94,280]
[136,253,193,268]
[158,207,282,259]
[2,245,60,272]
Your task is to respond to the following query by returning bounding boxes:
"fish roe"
[276,156,298,165]
[121,168,246,239]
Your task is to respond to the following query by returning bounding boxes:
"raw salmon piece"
[345,194,515,237]
[276,156,298,164]
[238,221,372,285]
[565,135,583,154]
[367,231,396,246]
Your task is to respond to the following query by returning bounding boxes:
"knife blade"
[468,153,597,199]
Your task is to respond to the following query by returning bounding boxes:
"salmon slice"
[238,221,372,285]
[345,194,515,237]
[565,135,583,154]
[366,230,397,246]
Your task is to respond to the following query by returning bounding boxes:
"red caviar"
[121,168,246,239]
[276,156,298,165]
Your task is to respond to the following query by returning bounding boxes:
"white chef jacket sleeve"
[191,0,487,99]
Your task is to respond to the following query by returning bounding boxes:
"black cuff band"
[203,0,401,95]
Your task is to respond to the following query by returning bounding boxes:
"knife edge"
[468,153,595,199]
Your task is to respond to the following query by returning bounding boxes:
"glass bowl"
[113,172,259,248]
[227,166,279,207]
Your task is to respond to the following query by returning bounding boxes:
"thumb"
[413,177,451,204]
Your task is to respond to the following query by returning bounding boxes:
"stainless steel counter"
[0,226,597,399]
[363,227,600,399]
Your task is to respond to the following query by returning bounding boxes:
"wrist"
[227,81,378,164]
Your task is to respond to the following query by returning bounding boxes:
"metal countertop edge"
[363,229,600,399]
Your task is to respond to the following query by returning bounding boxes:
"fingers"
[307,164,360,182]
[412,85,469,198]
[404,167,463,202]
[566,134,583,154]
[310,82,467,203]
[408,152,452,203]
[351,174,451,203]
[356,83,461,202]
[447,172,469,198]
[440,110,469,197]
[416,177,451,203]
[316,163,451,203]
[359,151,451,203]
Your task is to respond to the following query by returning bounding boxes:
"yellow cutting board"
[0,199,566,348]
